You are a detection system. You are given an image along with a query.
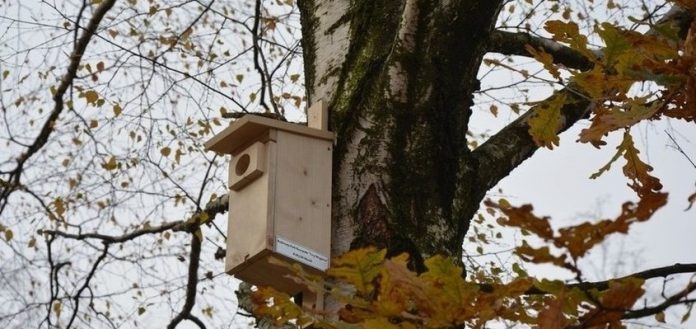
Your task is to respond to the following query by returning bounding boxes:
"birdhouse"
[205,102,333,300]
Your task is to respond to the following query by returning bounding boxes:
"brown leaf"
[538,297,568,329]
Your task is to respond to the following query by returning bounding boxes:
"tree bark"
[298,0,505,269]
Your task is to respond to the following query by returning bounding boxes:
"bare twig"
[665,130,696,169]
[0,0,117,215]
[42,194,228,243]
[65,244,109,329]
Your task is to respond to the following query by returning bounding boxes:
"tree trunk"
[297,0,505,268]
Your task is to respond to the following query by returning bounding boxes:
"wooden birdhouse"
[205,102,333,300]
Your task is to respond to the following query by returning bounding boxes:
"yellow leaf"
[53,302,62,317]
[544,20,594,60]
[101,157,118,171]
[527,93,567,149]
[362,317,402,329]
[655,311,666,323]
[489,104,499,117]
[54,198,66,217]
[113,104,123,117]
[4,229,13,241]
[327,247,386,296]
[83,90,99,104]
[89,119,98,128]
[160,147,171,157]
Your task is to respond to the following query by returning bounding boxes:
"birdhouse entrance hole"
[205,102,333,303]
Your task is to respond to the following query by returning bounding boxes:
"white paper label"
[275,236,329,271]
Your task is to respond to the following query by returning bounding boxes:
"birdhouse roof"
[205,115,334,154]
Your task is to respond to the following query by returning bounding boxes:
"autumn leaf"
[375,255,423,317]
[360,317,416,329]
[538,296,568,329]
[544,20,595,60]
[113,104,123,117]
[54,197,66,219]
[579,102,661,147]
[515,241,572,269]
[101,156,118,171]
[487,201,554,240]
[687,189,696,210]
[620,132,663,196]
[160,147,171,157]
[527,93,567,149]
[582,278,645,326]
[4,229,13,241]
[328,247,386,296]
[83,90,99,104]
[525,45,561,79]
[591,131,663,197]
[53,302,62,317]
[421,255,479,326]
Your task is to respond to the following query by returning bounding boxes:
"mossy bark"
[298,0,505,269]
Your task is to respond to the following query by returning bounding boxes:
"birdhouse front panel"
[225,139,274,273]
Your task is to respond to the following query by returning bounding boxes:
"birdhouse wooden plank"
[205,111,333,297]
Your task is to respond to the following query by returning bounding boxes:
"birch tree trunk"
[298,0,505,267]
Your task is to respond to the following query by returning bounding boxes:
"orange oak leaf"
[579,102,661,147]
[582,278,645,326]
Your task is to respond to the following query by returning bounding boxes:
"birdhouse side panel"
[225,142,275,274]
[272,131,332,270]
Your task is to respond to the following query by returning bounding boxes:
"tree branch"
[42,194,228,242]
[0,0,116,215]
[623,281,696,320]
[487,30,594,71]
[167,232,203,329]
[470,6,693,196]
[471,87,591,194]
[570,263,696,292]
[65,244,109,329]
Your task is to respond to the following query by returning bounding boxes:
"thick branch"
[471,87,591,194]
[487,30,594,71]
[471,6,693,196]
